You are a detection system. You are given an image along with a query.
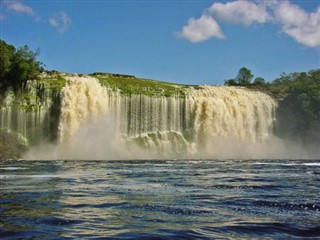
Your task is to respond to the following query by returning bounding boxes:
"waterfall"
[0,80,60,144]
[0,75,279,159]
[55,76,277,158]
[188,86,276,152]
[58,76,115,142]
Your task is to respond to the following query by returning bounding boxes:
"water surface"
[1,159,320,239]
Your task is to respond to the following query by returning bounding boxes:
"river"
[1,159,319,239]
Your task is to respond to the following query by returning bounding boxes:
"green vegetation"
[0,40,44,93]
[270,70,320,144]
[1,74,66,113]
[91,72,191,97]
[0,129,27,160]
[40,73,67,91]
[253,77,266,85]
[225,67,266,86]
[225,67,320,145]
[236,67,254,85]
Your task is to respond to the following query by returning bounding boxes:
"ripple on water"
[0,159,319,239]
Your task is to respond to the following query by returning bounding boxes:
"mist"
[24,116,151,160]
[24,115,319,160]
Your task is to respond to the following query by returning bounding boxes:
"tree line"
[271,70,320,146]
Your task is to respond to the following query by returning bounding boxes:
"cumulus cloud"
[209,0,271,26]
[49,11,71,33]
[3,0,36,17]
[177,0,320,48]
[273,1,320,48]
[178,15,225,43]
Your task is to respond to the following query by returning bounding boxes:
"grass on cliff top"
[90,72,192,97]
[39,73,67,91]
[37,71,194,97]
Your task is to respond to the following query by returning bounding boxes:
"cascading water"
[188,86,276,154]
[54,76,277,159]
[0,80,60,144]
[58,76,115,142]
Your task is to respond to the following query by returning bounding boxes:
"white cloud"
[49,11,71,33]
[177,0,270,44]
[209,0,271,26]
[177,15,225,43]
[177,0,320,48]
[3,0,35,17]
[273,1,320,48]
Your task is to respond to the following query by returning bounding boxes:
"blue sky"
[1,0,319,85]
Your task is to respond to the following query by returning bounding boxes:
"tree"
[253,77,266,85]
[0,40,15,88]
[224,79,237,86]
[224,67,254,86]
[236,67,254,85]
[0,40,43,92]
[272,69,320,145]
